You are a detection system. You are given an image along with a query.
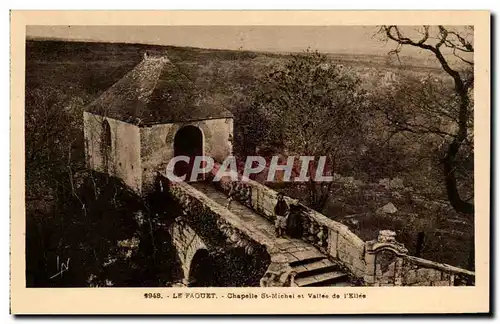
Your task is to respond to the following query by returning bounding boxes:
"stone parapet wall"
[364,230,475,286]
[173,166,475,287]
[401,255,475,286]
[208,167,367,279]
[168,180,274,249]
[295,205,366,278]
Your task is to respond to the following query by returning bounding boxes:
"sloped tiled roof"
[85,53,233,125]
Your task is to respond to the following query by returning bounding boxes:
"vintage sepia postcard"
[10,10,490,314]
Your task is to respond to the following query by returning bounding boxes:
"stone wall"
[165,179,271,286]
[201,118,234,163]
[140,122,175,194]
[83,112,142,193]
[169,218,209,285]
[167,180,273,250]
[140,117,233,193]
[293,204,367,279]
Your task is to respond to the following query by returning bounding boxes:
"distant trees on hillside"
[242,50,368,211]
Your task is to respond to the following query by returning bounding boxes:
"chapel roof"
[85,52,233,125]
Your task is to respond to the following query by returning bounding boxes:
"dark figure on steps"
[274,192,289,238]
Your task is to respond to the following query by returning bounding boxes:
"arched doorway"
[173,125,203,181]
[188,249,215,287]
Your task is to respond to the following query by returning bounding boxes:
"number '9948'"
[144,293,162,299]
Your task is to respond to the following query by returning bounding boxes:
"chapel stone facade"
[83,53,234,194]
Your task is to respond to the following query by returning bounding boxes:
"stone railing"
[210,170,282,222]
[206,167,475,286]
[364,230,475,286]
[208,168,366,279]
[401,255,475,286]
[287,203,366,279]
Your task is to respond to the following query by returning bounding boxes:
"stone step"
[289,256,325,267]
[330,281,355,287]
[294,271,348,287]
[292,258,338,278]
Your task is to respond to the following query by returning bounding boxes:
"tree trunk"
[307,157,335,212]
[443,90,474,215]
[467,236,475,273]
[443,140,474,215]
[308,180,332,212]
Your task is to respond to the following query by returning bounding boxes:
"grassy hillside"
[26,39,444,100]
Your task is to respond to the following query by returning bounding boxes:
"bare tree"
[379,25,474,215]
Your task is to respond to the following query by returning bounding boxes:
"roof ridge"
[143,50,171,63]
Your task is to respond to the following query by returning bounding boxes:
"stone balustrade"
[208,168,367,279]
[364,230,408,286]
[206,165,475,286]
[364,230,475,286]
[401,255,475,286]
[294,204,367,279]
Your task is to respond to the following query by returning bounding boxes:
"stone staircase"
[290,257,352,287]
[189,182,354,287]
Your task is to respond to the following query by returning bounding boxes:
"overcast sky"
[26,25,473,67]
[27,26,433,56]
